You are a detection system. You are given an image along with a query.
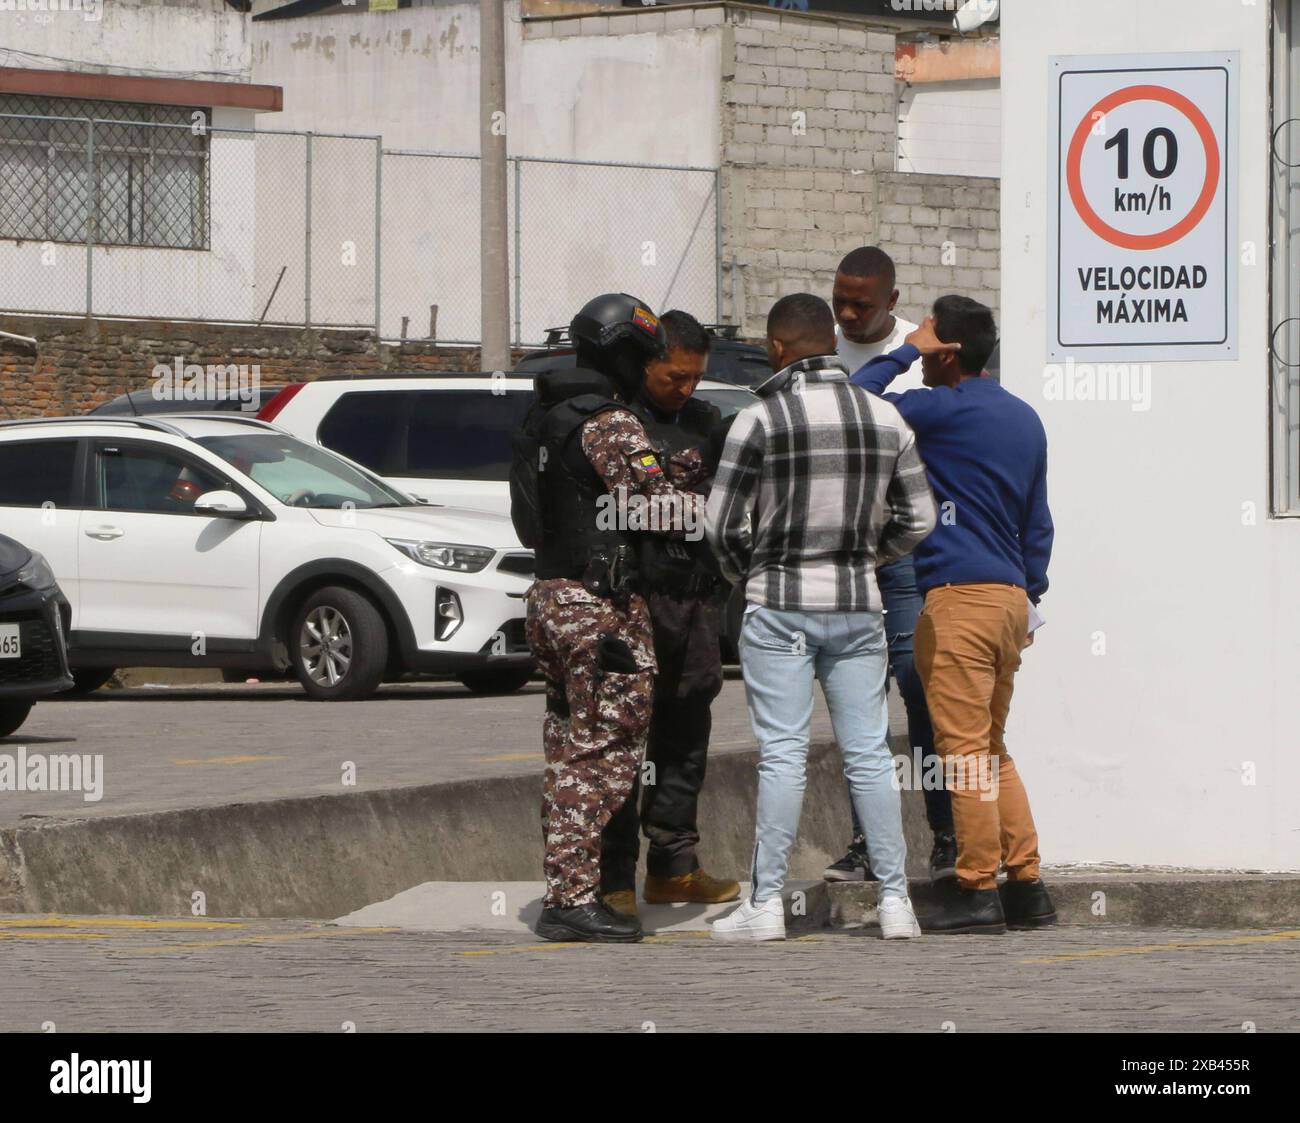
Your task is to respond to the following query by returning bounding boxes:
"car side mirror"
[194,489,250,517]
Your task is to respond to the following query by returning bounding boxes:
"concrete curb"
[3,738,1297,926]
[829,873,1300,930]
[0,742,873,918]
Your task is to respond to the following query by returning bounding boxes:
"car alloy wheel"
[300,605,354,687]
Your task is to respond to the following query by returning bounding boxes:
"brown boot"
[603,889,639,918]
[643,869,741,904]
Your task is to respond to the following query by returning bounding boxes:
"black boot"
[998,878,1058,929]
[918,879,1007,934]
[929,831,957,882]
[535,901,643,943]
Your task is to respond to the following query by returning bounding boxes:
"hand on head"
[905,316,962,358]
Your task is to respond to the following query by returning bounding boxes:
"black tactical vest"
[532,370,642,582]
[631,395,725,594]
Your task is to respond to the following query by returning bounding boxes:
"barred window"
[0,95,210,250]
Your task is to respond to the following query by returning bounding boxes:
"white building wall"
[250,1,721,164]
[1001,0,1297,869]
[251,1,723,340]
[0,0,250,80]
[898,78,1000,178]
[0,0,261,322]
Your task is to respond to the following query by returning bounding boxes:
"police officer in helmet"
[519,293,703,943]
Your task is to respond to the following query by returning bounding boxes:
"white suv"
[0,415,535,700]
[260,372,757,515]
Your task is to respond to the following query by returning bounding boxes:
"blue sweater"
[850,343,1053,603]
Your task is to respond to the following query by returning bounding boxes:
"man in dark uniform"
[600,311,742,917]
[519,293,703,944]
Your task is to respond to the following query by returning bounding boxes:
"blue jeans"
[740,605,910,903]
[848,556,954,840]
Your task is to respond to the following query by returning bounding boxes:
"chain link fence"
[0,110,721,347]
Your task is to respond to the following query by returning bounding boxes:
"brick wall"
[0,317,517,420]
[718,6,1000,335]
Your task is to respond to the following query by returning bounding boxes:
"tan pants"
[915,583,1041,890]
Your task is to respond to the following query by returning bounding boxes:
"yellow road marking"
[459,931,709,957]
[115,927,397,955]
[0,916,244,930]
[0,931,117,940]
[480,752,544,763]
[1023,929,1300,964]
[457,930,826,956]
[171,755,287,766]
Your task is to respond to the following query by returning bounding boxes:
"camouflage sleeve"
[580,408,703,536]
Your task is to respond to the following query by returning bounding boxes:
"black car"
[516,323,770,388]
[91,386,285,416]
[0,534,74,737]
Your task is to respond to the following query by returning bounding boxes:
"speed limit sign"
[1048,53,1238,362]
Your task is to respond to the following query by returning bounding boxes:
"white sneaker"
[877,894,922,939]
[710,896,786,942]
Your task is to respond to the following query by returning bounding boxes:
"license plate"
[0,623,19,659]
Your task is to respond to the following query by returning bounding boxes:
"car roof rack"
[163,413,282,430]
[702,323,742,340]
[0,415,191,438]
[313,369,537,382]
[539,323,744,346]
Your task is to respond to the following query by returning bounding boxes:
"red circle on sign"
[1066,84,1220,250]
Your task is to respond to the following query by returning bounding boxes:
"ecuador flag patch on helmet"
[638,453,663,475]
[632,307,659,336]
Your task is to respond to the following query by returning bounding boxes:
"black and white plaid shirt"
[704,355,936,612]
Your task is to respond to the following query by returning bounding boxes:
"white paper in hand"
[1027,598,1046,635]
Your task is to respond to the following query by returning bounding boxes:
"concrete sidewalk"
[334,880,829,935]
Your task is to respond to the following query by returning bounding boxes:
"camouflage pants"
[525,579,656,909]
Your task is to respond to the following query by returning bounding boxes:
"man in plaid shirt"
[705,292,942,943]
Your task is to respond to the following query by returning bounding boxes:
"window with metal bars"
[0,95,210,250]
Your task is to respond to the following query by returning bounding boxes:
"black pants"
[600,589,724,891]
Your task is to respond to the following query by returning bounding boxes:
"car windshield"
[196,432,416,509]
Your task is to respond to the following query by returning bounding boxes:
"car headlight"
[387,539,494,573]
[15,551,57,592]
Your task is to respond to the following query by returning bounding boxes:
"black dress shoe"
[918,880,1007,934]
[535,902,643,943]
[998,878,1058,929]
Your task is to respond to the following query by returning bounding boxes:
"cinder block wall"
[718,6,1001,335]
[874,171,1001,324]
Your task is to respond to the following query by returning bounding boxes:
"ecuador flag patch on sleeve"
[638,453,663,475]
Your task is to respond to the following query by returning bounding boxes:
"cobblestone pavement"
[2,917,1295,1033]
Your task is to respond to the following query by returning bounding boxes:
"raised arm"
[581,407,702,536]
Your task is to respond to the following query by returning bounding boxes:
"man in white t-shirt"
[826,246,957,886]
[832,246,925,393]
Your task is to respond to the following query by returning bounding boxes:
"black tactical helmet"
[570,293,667,399]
